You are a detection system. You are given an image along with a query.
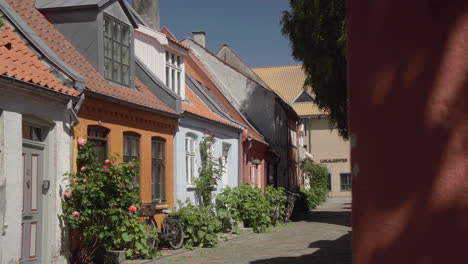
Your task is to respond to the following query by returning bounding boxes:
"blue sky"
[158,0,298,68]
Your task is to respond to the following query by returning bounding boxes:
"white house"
[0,3,84,263]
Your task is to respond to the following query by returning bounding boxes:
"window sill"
[155,204,170,210]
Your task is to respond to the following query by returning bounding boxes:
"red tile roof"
[160,27,190,50]
[7,0,176,114]
[185,51,267,143]
[183,86,241,129]
[0,25,79,96]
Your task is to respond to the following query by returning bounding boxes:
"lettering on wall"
[320,158,348,163]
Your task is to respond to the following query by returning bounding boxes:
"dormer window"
[104,14,131,87]
[166,51,182,95]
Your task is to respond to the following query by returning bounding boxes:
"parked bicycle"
[140,202,184,249]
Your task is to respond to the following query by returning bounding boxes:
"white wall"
[174,117,239,206]
[0,86,72,264]
[135,27,167,82]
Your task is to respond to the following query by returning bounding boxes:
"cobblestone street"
[131,198,351,264]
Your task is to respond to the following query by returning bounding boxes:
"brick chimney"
[193,31,206,47]
[131,0,160,31]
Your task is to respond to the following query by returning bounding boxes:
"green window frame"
[87,126,109,163]
[152,137,166,203]
[104,14,131,87]
[340,173,351,191]
[123,132,140,184]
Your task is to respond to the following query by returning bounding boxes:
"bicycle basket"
[139,203,156,217]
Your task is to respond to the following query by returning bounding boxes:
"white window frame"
[185,134,197,187]
[166,50,183,96]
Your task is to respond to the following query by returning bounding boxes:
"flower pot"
[104,250,126,264]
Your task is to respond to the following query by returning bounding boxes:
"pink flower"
[208,129,213,132]
[72,211,80,217]
[63,191,72,199]
[95,157,99,161]
[128,205,137,213]
[212,134,216,137]
[102,165,109,173]
[83,179,87,183]
[128,161,134,168]
[80,166,87,172]
[77,137,86,146]
[104,159,110,165]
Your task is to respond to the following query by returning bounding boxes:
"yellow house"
[253,65,351,197]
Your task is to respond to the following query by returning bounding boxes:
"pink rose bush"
[61,138,154,258]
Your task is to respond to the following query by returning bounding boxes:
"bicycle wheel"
[164,218,184,249]
[143,219,158,248]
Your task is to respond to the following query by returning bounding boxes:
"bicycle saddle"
[162,209,172,214]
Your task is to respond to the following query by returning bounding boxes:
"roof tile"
[0,25,79,96]
[7,0,176,114]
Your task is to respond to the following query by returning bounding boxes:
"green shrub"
[264,185,287,225]
[216,184,272,233]
[302,163,328,209]
[174,200,221,248]
[62,138,157,260]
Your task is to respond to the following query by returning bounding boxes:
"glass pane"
[171,54,175,65]
[160,165,165,200]
[113,42,121,62]
[122,25,130,46]
[113,21,121,43]
[122,65,130,86]
[165,67,170,87]
[122,46,130,66]
[104,58,112,79]
[166,51,170,62]
[177,71,181,95]
[113,61,121,83]
[124,136,130,156]
[104,17,112,38]
[171,69,175,91]
[104,37,112,58]
[190,157,195,182]
[132,137,139,157]
[185,156,189,183]
[177,56,181,67]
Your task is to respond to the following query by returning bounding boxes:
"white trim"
[136,26,168,45]
[292,90,315,104]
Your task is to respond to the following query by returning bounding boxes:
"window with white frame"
[221,143,231,186]
[103,14,131,87]
[166,51,182,95]
[185,134,197,186]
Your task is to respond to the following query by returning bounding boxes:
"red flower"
[128,205,137,213]
[212,134,216,137]
[95,157,99,161]
[208,129,213,132]
[102,165,109,173]
[104,159,110,164]
[72,211,80,217]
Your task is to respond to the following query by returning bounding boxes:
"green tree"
[281,0,348,139]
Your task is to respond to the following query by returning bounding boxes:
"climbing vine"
[195,130,224,206]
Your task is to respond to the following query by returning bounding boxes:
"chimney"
[193,31,206,47]
[131,0,160,31]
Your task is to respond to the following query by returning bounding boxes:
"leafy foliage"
[195,132,224,206]
[174,200,221,248]
[302,163,328,209]
[216,184,272,233]
[62,139,157,260]
[264,185,287,226]
[281,0,348,139]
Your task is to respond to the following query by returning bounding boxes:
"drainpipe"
[238,131,243,187]
[67,94,85,173]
